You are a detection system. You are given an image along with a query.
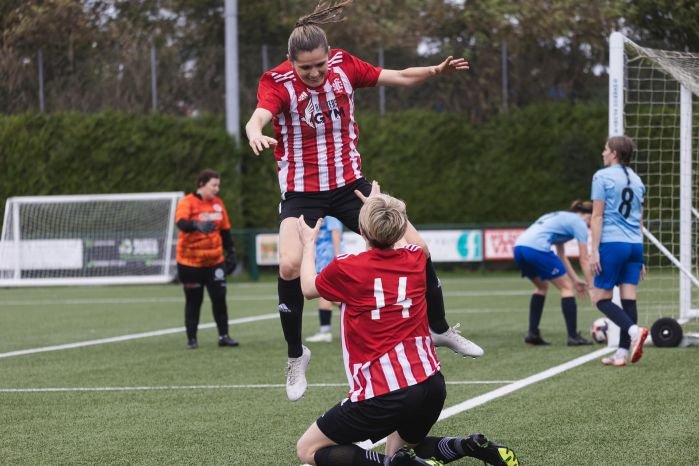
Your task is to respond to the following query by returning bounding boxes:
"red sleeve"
[256,73,287,115]
[315,258,346,303]
[340,50,382,89]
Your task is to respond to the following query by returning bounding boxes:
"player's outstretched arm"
[245,108,277,156]
[377,56,469,88]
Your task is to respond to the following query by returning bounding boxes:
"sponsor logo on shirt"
[199,212,223,221]
[302,98,346,128]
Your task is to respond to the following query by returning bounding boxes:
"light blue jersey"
[315,216,343,273]
[591,164,645,243]
[515,211,588,252]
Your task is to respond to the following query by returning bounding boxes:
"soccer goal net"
[0,192,183,287]
[608,32,699,328]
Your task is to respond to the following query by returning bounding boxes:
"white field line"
[0,380,517,393]
[0,313,278,359]
[356,346,616,451]
[0,290,531,307]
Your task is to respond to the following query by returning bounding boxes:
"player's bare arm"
[589,200,605,275]
[298,215,322,299]
[377,56,469,88]
[245,108,278,156]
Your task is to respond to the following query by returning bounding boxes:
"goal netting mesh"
[609,33,699,326]
[0,192,183,286]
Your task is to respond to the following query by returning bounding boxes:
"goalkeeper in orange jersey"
[175,169,239,349]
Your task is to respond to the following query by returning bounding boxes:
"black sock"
[414,436,466,464]
[314,445,385,466]
[561,296,577,337]
[278,277,304,358]
[426,258,449,334]
[528,294,546,334]
[319,309,332,327]
[596,299,633,348]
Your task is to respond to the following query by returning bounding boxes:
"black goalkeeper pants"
[177,262,228,340]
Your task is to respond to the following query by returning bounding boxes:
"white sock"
[615,348,629,359]
[319,325,331,333]
[628,325,639,339]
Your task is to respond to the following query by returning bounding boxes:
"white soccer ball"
[590,317,610,344]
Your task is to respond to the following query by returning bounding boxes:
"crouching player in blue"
[513,200,595,346]
[589,135,649,366]
[305,216,344,343]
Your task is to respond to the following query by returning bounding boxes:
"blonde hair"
[359,194,408,250]
[288,0,353,61]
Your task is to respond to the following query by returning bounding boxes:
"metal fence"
[1,42,509,120]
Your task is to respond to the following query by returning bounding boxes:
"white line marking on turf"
[0,313,278,359]
[0,290,529,307]
[356,346,616,451]
[0,380,517,393]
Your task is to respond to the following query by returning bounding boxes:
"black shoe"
[389,447,443,465]
[218,335,239,347]
[524,332,550,345]
[463,433,519,466]
[186,338,198,350]
[567,332,593,346]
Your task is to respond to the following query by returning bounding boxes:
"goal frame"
[608,31,699,324]
[0,192,183,287]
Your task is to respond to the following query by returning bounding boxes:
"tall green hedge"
[0,102,608,230]
[0,112,244,226]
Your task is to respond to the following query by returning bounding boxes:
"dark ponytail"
[569,200,593,214]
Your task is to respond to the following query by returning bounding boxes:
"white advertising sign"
[255,230,482,265]
[484,228,581,260]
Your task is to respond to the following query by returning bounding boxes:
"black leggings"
[177,263,228,340]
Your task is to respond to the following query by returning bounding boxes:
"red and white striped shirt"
[256,49,382,193]
[315,244,440,401]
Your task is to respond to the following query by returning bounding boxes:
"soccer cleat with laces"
[524,331,550,346]
[305,331,332,343]
[462,433,519,466]
[629,326,649,364]
[218,335,240,347]
[601,356,626,367]
[567,332,593,346]
[431,323,484,358]
[389,447,444,466]
[285,345,311,401]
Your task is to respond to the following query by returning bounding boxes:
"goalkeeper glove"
[193,221,216,234]
[224,250,237,275]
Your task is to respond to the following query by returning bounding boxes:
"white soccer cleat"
[285,345,311,401]
[431,323,484,358]
[629,327,649,364]
[305,331,332,343]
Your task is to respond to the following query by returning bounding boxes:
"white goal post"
[608,32,699,325]
[0,192,183,287]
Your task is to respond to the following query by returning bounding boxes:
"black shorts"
[316,372,446,445]
[177,262,226,286]
[279,178,372,234]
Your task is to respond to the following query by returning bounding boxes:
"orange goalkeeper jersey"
[175,193,232,267]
